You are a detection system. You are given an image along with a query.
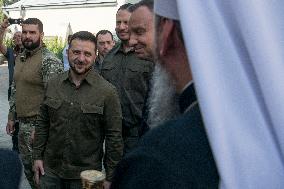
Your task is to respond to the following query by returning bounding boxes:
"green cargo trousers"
[40,169,82,189]
[18,121,36,189]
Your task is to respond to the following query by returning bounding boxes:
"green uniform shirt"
[101,43,154,129]
[8,46,64,120]
[33,70,123,181]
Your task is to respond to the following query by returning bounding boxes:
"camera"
[8,18,23,25]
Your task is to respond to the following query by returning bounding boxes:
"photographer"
[0,18,23,153]
[0,18,23,100]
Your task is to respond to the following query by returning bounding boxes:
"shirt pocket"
[101,62,117,83]
[81,103,104,127]
[125,63,151,91]
[44,98,62,121]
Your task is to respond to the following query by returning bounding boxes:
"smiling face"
[21,24,43,50]
[115,9,132,42]
[68,39,97,76]
[128,6,154,61]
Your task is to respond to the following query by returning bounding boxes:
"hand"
[6,120,15,136]
[34,160,45,186]
[0,19,9,30]
[103,180,111,189]
[30,129,35,145]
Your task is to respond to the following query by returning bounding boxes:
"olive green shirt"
[33,70,123,181]
[101,43,154,129]
[8,46,64,120]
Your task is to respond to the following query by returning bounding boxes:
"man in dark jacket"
[101,3,154,154]
[110,0,219,188]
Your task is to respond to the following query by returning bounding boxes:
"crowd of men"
[4,0,273,188]
[1,0,162,188]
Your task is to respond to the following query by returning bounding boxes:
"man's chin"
[135,53,144,59]
[118,35,129,41]
[23,43,40,51]
[135,53,152,61]
[72,69,86,75]
[71,66,91,75]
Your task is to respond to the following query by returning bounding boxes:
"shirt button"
[70,102,73,105]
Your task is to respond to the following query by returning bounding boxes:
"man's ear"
[40,32,44,41]
[159,19,175,56]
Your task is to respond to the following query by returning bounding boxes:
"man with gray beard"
[110,0,219,188]
[147,63,180,128]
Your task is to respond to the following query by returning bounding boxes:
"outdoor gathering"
[0,0,284,188]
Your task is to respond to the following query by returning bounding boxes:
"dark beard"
[69,61,93,75]
[23,38,40,50]
[147,63,180,128]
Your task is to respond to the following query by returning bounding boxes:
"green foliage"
[0,0,4,22]
[4,37,13,47]
[44,36,65,61]
[3,0,20,6]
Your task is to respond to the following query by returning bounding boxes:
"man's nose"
[78,53,85,61]
[119,23,128,30]
[25,33,32,39]
[103,43,109,49]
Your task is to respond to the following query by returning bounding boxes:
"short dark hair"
[117,3,133,13]
[130,0,153,12]
[95,30,114,41]
[69,31,97,51]
[22,18,43,33]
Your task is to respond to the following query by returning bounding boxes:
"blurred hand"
[1,19,9,29]
[34,160,45,186]
[103,180,111,189]
[30,129,35,144]
[6,120,15,136]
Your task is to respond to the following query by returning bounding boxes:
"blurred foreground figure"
[177,0,284,188]
[0,149,22,189]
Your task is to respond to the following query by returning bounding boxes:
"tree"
[0,0,4,21]
[3,0,20,6]
[0,0,21,21]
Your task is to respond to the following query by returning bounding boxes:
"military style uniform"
[101,42,154,154]
[8,45,63,189]
[94,55,103,74]
[33,70,123,185]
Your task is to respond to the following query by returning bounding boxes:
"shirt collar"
[61,69,98,87]
[179,82,197,114]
